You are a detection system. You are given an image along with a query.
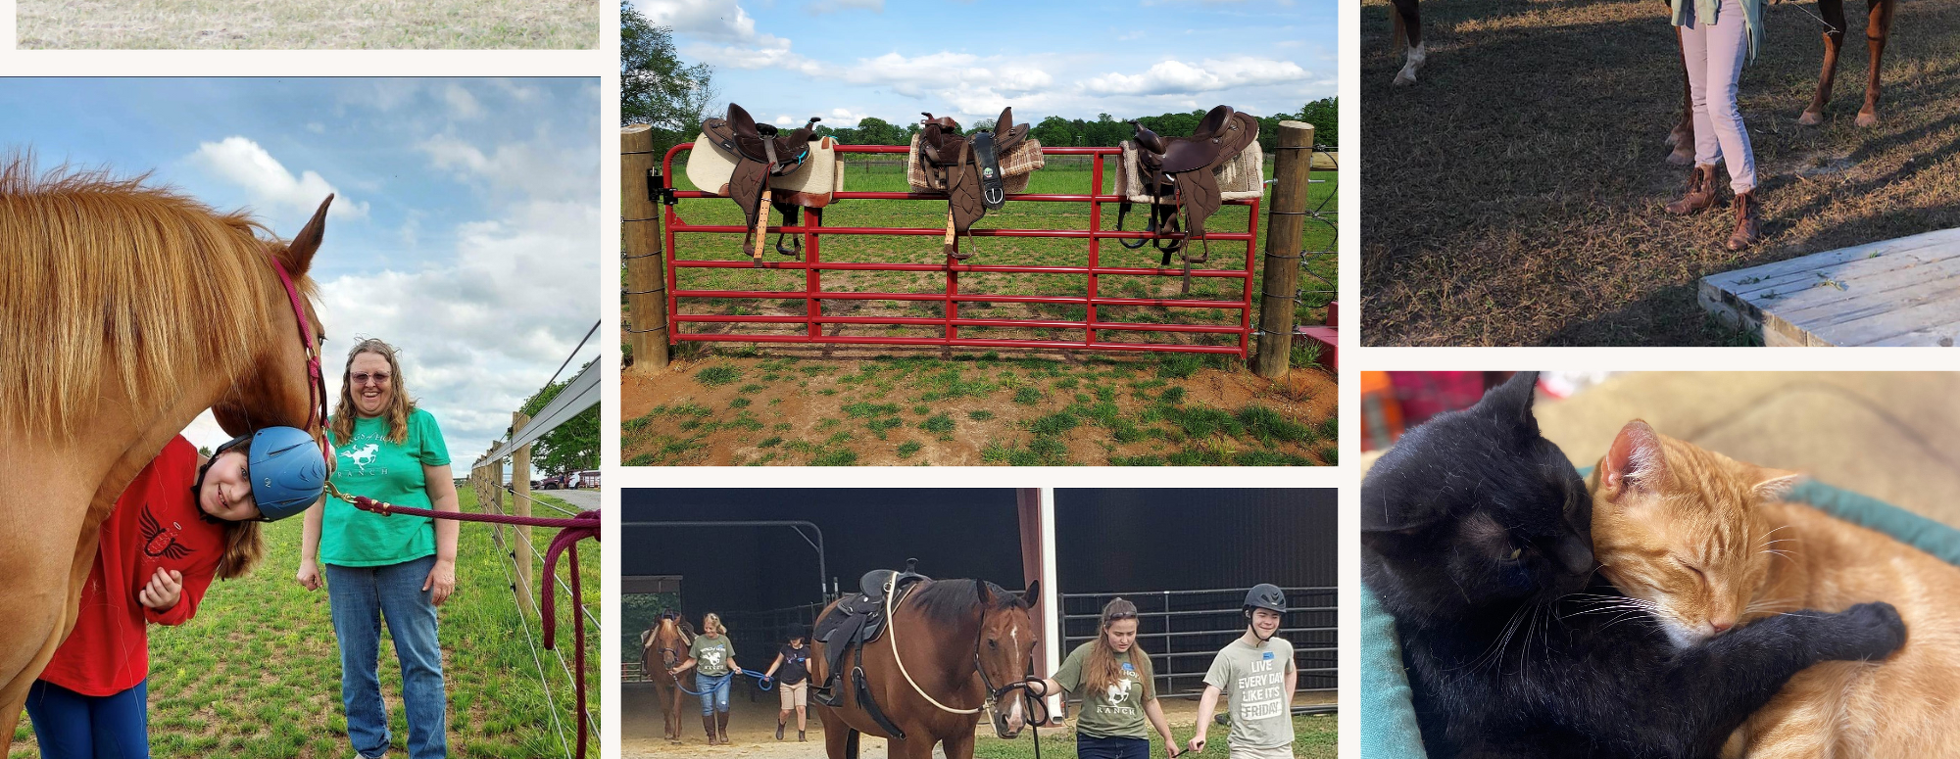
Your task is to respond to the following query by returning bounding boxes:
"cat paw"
[1830,602,1906,661]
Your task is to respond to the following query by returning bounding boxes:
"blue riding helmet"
[210,427,327,522]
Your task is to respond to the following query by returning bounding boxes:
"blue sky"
[635,0,1334,128]
[1,77,601,462]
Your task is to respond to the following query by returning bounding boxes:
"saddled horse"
[812,578,1041,759]
[0,157,333,748]
[639,612,696,741]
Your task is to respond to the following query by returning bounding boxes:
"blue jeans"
[328,555,448,759]
[696,672,732,714]
[25,679,148,759]
[1077,735,1150,759]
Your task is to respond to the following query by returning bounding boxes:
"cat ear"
[1750,467,1803,500]
[1601,420,1665,499]
[1475,371,1541,434]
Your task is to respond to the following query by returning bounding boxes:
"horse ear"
[280,194,333,278]
[1022,579,1041,607]
[975,579,994,605]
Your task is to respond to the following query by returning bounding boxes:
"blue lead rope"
[667,667,779,695]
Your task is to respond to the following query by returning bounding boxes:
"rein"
[325,482,601,759]
[882,577,1049,758]
[267,256,331,470]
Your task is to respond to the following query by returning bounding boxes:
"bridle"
[884,577,1050,756]
[268,254,331,469]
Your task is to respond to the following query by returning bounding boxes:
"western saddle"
[812,562,932,738]
[1119,104,1261,293]
[914,107,1030,261]
[700,103,823,267]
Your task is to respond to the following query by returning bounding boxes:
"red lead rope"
[327,482,601,759]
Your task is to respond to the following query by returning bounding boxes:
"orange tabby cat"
[1588,420,1960,759]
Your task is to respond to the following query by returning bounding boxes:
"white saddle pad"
[686,134,844,209]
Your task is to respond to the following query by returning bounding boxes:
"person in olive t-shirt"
[762,633,813,741]
[1190,585,1297,759]
[669,612,742,745]
[1030,598,1181,759]
[298,339,461,759]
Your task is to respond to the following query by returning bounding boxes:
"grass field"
[969,714,1338,759]
[9,489,599,759]
[17,0,596,49]
[1361,0,1960,345]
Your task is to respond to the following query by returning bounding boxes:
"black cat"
[1362,371,1906,759]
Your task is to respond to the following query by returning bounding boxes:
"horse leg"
[1855,0,1896,127]
[941,729,978,759]
[1668,25,1697,164]
[1391,0,1425,86]
[1800,0,1850,125]
[820,718,853,759]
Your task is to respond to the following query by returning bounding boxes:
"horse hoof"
[1393,72,1417,87]
[1797,110,1824,127]
[1666,148,1694,166]
[1856,111,1879,128]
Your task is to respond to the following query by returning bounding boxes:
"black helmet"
[1243,584,1287,614]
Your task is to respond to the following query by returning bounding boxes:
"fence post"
[622,125,672,372]
[1255,121,1315,378]
[512,412,538,618]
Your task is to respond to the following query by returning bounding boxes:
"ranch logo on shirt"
[700,648,726,669]
[338,434,388,476]
[1095,664,1142,717]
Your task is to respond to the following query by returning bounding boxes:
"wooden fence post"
[511,412,537,618]
[1255,121,1315,379]
[622,125,672,372]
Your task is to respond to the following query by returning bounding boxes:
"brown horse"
[0,157,332,749]
[639,612,696,741]
[811,578,1042,759]
[1664,0,1899,163]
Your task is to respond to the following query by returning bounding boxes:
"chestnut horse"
[639,612,696,741]
[0,158,332,749]
[811,578,1042,759]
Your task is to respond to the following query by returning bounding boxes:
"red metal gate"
[659,143,1262,356]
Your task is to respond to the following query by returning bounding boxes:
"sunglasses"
[351,372,393,386]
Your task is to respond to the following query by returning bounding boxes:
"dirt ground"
[621,345,1337,467]
[622,683,1336,759]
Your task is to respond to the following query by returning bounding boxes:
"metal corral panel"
[1052,488,1337,589]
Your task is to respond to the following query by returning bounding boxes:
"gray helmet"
[1243,583,1287,615]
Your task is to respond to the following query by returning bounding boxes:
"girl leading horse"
[0,157,334,750]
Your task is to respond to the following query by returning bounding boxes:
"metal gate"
[1058,586,1337,701]
[657,144,1262,356]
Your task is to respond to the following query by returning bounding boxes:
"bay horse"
[639,612,696,741]
[0,157,333,749]
[811,578,1042,759]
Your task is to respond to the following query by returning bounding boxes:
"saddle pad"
[1116,140,1265,205]
[687,134,844,209]
[906,133,1045,192]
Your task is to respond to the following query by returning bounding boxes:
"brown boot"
[717,711,732,744]
[1665,164,1720,215]
[702,714,719,745]
[1727,191,1762,250]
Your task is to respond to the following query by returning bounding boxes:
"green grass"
[970,714,1337,759]
[17,0,596,48]
[10,487,598,758]
[694,365,743,387]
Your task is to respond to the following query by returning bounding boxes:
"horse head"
[648,613,687,671]
[211,195,333,447]
[974,578,1041,739]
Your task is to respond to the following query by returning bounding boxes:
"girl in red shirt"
[27,427,326,759]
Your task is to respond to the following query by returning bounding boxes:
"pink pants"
[1680,0,1756,193]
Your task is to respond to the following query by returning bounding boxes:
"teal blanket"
[1361,477,1960,757]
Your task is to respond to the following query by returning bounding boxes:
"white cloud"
[187,136,370,220]
[416,134,592,203]
[1082,57,1309,95]
[638,0,823,73]
[828,107,869,126]
[443,84,484,120]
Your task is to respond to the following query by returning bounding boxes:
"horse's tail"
[1391,3,1408,50]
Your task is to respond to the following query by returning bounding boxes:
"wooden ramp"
[1700,227,1960,346]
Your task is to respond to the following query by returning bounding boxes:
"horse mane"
[910,578,1027,628]
[0,155,312,438]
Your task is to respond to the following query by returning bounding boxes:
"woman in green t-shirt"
[667,612,741,745]
[1030,598,1181,759]
[297,338,461,759]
